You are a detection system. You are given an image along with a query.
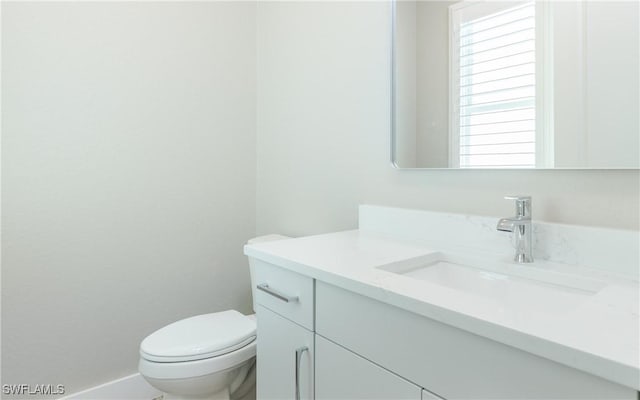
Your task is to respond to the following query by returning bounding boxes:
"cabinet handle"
[295,346,308,400]
[256,283,299,303]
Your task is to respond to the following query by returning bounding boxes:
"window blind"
[453,2,537,168]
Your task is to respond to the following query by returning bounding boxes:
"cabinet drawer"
[251,259,314,330]
[316,281,636,400]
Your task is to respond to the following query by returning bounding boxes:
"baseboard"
[59,373,162,400]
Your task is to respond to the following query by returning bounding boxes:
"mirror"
[392,0,639,169]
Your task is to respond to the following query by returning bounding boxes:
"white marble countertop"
[244,229,640,390]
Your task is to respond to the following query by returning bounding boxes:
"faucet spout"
[496,216,530,232]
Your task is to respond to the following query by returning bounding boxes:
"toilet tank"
[247,234,290,312]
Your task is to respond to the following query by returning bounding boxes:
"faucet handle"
[504,195,531,202]
[504,195,531,217]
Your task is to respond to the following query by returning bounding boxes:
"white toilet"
[138,235,289,400]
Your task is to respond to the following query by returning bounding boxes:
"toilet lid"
[140,310,256,362]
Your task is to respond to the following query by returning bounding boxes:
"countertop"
[244,230,640,390]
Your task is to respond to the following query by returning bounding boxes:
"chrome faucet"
[497,195,533,263]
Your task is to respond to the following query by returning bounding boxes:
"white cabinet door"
[316,335,423,400]
[256,305,314,400]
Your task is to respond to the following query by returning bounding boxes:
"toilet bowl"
[139,235,289,400]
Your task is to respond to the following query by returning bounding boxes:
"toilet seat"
[140,310,256,363]
[139,339,256,380]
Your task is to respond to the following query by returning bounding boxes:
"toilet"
[138,235,289,400]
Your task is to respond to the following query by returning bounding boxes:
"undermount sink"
[378,252,609,311]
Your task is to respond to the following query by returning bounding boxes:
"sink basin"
[378,252,609,312]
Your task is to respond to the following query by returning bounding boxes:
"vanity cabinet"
[252,259,636,400]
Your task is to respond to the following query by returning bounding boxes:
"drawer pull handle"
[295,346,308,400]
[256,283,299,303]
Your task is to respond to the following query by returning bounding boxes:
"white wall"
[1,2,256,396]
[415,0,452,168]
[583,1,639,168]
[554,1,640,168]
[256,1,639,238]
[394,0,417,167]
[395,0,452,169]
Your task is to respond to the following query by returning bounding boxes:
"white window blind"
[451,1,537,168]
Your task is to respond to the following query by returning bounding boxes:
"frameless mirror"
[392,0,639,169]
